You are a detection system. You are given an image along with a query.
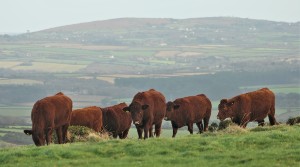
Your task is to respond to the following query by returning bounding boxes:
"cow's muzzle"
[134,121,140,125]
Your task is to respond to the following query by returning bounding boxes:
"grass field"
[0,124,299,167]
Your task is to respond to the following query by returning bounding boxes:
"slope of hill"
[0,125,299,166]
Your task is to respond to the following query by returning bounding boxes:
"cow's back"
[246,88,274,116]
[70,106,103,132]
[31,93,72,131]
[174,94,211,124]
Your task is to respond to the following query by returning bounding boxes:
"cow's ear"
[123,107,130,112]
[174,104,180,110]
[24,130,33,135]
[220,99,227,104]
[142,104,149,110]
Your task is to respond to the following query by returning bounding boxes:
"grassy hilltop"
[0,124,299,167]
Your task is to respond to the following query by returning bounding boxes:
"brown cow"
[24,92,72,146]
[217,88,277,128]
[123,89,166,139]
[165,94,212,137]
[102,102,132,139]
[70,106,103,132]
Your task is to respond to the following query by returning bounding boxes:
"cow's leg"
[121,129,130,139]
[268,105,277,125]
[149,125,154,138]
[257,120,265,126]
[144,125,150,139]
[172,127,178,138]
[171,122,178,138]
[118,133,123,139]
[196,121,203,134]
[112,132,118,139]
[203,113,211,132]
[240,113,251,128]
[136,126,143,139]
[61,123,69,143]
[46,127,53,145]
[56,127,63,144]
[187,123,193,134]
[154,122,162,137]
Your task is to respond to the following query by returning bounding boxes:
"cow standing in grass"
[123,89,166,139]
[165,94,212,137]
[24,92,72,146]
[70,106,103,132]
[102,102,132,139]
[217,88,277,128]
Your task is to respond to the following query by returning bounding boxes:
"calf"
[165,94,212,137]
[102,102,132,139]
[217,88,277,127]
[70,106,103,132]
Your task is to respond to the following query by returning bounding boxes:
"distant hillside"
[21,17,299,46]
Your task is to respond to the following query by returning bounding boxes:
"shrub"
[208,122,219,132]
[286,116,300,125]
[218,120,235,130]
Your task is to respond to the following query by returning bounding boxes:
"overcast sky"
[1,0,299,33]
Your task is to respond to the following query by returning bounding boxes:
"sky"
[0,0,299,33]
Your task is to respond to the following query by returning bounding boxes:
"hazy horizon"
[1,0,299,33]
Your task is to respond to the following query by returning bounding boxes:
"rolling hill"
[19,17,300,47]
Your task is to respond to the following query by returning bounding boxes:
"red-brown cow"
[217,88,277,127]
[24,92,72,146]
[123,89,166,139]
[70,106,103,132]
[102,102,132,139]
[165,94,212,137]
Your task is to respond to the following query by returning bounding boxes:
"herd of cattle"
[23,88,277,146]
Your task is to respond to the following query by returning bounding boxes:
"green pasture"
[127,128,190,139]
[0,124,299,167]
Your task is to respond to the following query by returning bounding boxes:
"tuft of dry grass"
[52,126,111,144]
[219,124,249,134]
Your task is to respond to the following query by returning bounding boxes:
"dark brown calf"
[217,88,277,127]
[70,106,103,132]
[102,102,132,139]
[165,94,212,137]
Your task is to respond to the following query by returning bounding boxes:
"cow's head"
[165,101,180,121]
[24,128,52,146]
[217,99,236,121]
[123,101,148,126]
